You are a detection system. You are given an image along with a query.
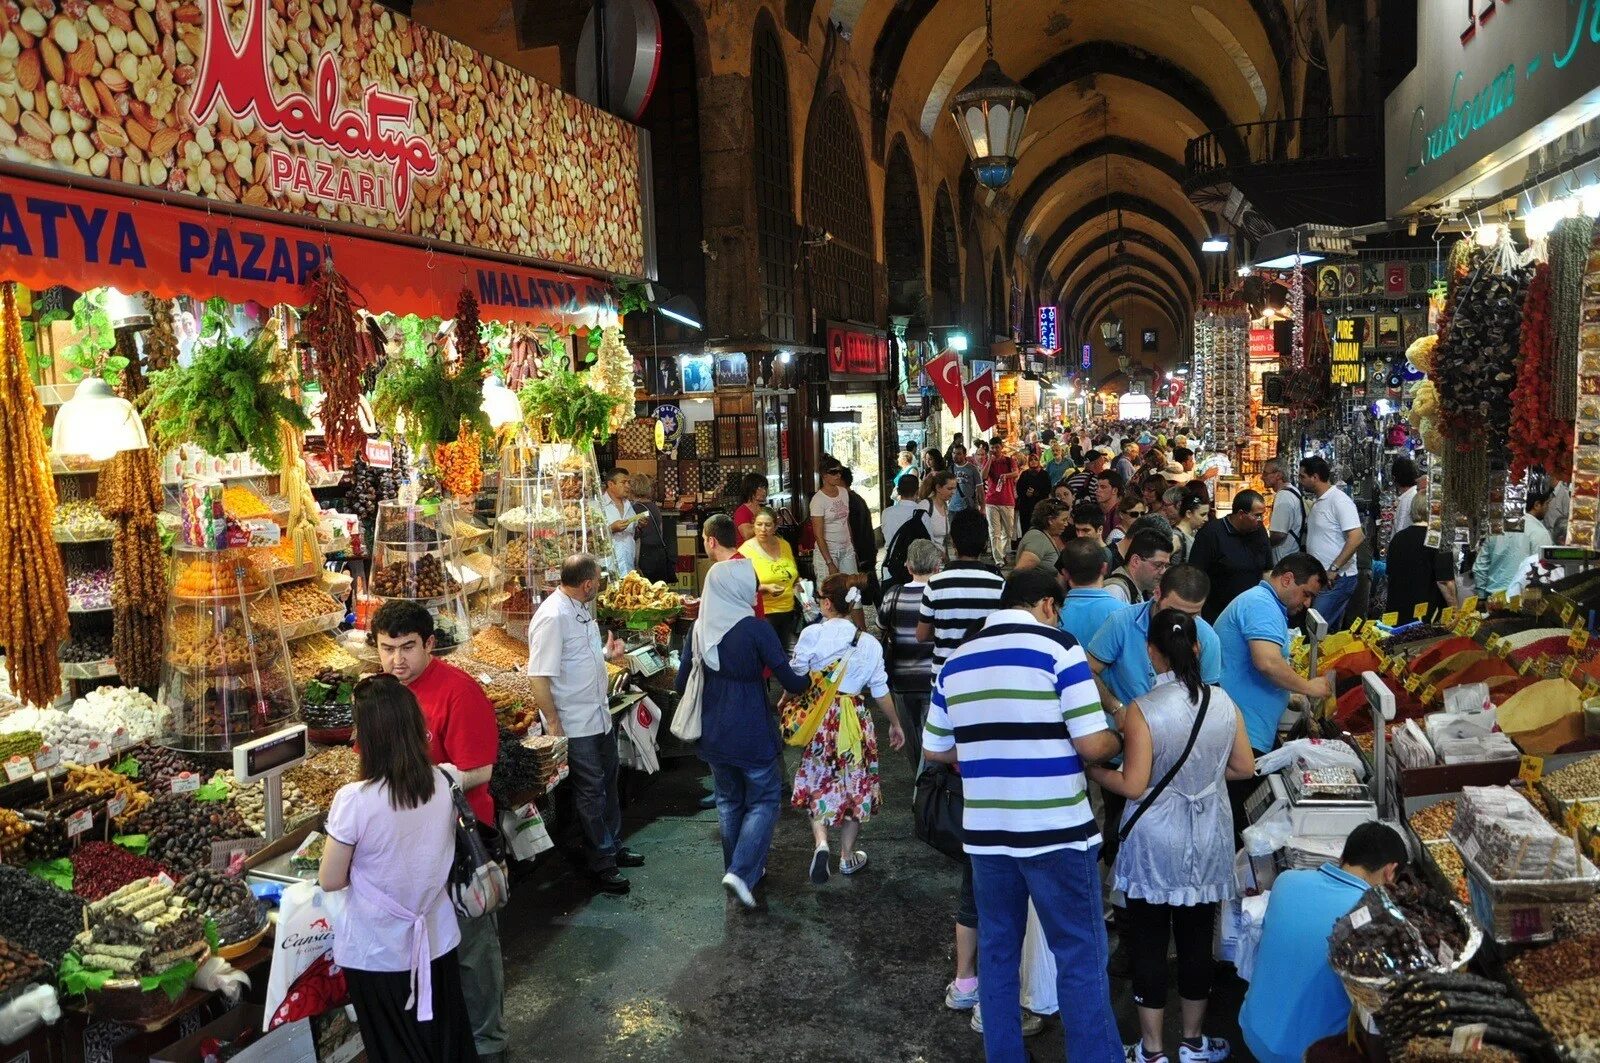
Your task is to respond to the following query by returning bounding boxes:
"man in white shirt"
[1263,460,1306,564]
[1391,457,1421,537]
[598,469,639,576]
[526,555,637,894]
[879,473,924,562]
[1298,456,1365,628]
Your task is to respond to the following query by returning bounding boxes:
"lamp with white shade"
[51,378,149,463]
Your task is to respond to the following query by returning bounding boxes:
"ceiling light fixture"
[948,0,1034,190]
[1201,237,1230,253]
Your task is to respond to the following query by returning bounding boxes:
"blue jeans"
[567,728,622,872]
[970,847,1123,1063]
[709,759,783,887]
[1314,572,1359,629]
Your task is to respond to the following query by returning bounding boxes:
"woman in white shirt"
[787,574,905,884]
[918,472,956,556]
[318,675,476,1062]
[810,463,854,579]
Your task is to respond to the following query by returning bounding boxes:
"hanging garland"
[0,283,69,706]
[301,263,378,467]
[1509,262,1569,480]
[587,327,633,432]
[141,296,179,374]
[97,448,165,688]
[1551,215,1594,422]
[435,424,484,497]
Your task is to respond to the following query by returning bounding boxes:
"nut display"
[0,863,86,965]
[52,499,115,540]
[1409,800,1457,843]
[1424,841,1471,905]
[289,633,362,684]
[371,553,457,598]
[175,868,265,946]
[277,583,341,624]
[284,746,360,811]
[1543,757,1600,802]
[209,768,309,836]
[464,627,531,672]
[0,730,43,761]
[131,793,252,875]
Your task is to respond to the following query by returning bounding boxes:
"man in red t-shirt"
[984,437,1022,563]
[372,600,505,1063]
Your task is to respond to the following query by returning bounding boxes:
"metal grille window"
[989,257,1005,339]
[804,94,873,326]
[753,24,797,343]
[930,186,959,325]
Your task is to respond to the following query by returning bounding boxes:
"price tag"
[1519,755,1545,783]
[1348,906,1372,930]
[1536,653,1553,674]
[1381,611,1399,626]
[1388,655,1407,678]
[33,744,60,771]
[1490,590,1508,609]
[363,439,393,468]
[1441,606,1457,626]
[83,740,108,765]
[1461,835,1481,864]
[1509,593,1523,611]
[3,755,32,783]
[1422,683,1439,705]
[109,727,131,752]
[1564,658,1579,680]
[1437,940,1456,968]
[169,771,200,795]
[1414,602,1431,620]
[1462,595,1479,615]
[106,793,127,818]
[1572,628,1591,652]
[1566,805,1582,833]
[65,808,93,838]
[1516,656,1535,676]
[1585,680,1600,700]
[1563,601,1578,624]
[1405,674,1422,694]
[1486,633,1503,654]
[156,871,176,889]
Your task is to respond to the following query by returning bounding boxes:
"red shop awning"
[0,172,619,330]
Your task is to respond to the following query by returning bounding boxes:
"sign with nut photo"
[0,0,651,279]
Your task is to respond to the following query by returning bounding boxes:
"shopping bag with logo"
[781,633,860,747]
[499,801,556,863]
[263,880,348,1031]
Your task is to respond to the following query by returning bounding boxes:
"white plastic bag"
[1254,738,1367,779]
[1242,803,1293,858]
[1019,901,1058,1016]
[500,801,555,862]
[263,880,349,1031]
[0,983,59,1043]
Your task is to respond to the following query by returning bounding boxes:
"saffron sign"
[0,0,650,278]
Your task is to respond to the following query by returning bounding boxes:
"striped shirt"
[879,581,934,691]
[924,610,1108,857]
[917,560,1006,669]
[1063,469,1097,500]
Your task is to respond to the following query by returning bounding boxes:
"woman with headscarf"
[676,561,810,907]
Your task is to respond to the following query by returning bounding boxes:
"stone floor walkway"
[499,716,1251,1062]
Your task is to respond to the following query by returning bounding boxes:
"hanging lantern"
[948,0,1033,190]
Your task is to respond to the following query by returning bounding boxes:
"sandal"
[809,847,831,885]
[840,850,869,875]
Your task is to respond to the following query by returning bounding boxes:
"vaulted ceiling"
[846,0,1295,338]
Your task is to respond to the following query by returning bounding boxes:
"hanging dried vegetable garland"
[96,448,165,688]
[141,296,180,374]
[1509,262,1569,480]
[435,424,483,497]
[301,263,377,467]
[1551,215,1594,422]
[0,283,68,706]
[505,325,540,390]
[455,288,484,370]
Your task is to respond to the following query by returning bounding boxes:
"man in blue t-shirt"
[1240,823,1408,1063]
[1087,564,1224,710]
[1056,538,1123,650]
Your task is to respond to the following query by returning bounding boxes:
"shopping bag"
[500,802,556,862]
[781,634,859,747]
[263,880,348,1031]
[836,694,864,764]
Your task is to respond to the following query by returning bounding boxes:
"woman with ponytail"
[1086,609,1256,1063]
[787,573,905,884]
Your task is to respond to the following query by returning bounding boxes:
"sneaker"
[1178,1036,1231,1063]
[721,872,756,908]
[970,1005,1044,1037]
[840,850,869,875]
[944,981,980,1011]
[1125,1044,1167,1063]
[808,847,831,885]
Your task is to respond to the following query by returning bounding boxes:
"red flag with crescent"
[925,348,965,415]
[967,367,997,433]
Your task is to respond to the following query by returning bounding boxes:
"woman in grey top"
[1087,610,1256,1063]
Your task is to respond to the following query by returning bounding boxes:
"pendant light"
[948,0,1034,190]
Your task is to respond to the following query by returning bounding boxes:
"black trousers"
[1123,897,1218,1008]
[343,949,478,1063]
[566,727,622,872]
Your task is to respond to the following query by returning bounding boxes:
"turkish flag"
[925,349,965,415]
[967,368,997,433]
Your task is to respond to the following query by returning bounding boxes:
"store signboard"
[1331,317,1367,386]
[0,172,618,328]
[1248,328,1277,359]
[825,323,889,380]
[1384,0,1600,214]
[0,0,652,278]
[1037,306,1058,353]
[1081,343,1092,370]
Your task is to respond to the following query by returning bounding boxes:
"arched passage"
[929,184,960,327]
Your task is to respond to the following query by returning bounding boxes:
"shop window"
[753,21,798,343]
[803,94,874,328]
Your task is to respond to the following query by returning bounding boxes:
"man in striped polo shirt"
[915,510,1005,671]
[924,566,1125,1063]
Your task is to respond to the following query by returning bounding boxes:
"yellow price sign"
[1381,611,1399,626]
[1563,601,1578,624]
[1486,634,1503,653]
[1517,656,1536,675]
[1490,590,1508,608]
[1566,805,1582,833]
[1519,755,1545,783]
[1350,618,1367,636]
[1590,835,1600,863]
[1404,674,1422,694]
[1536,653,1553,674]
[1509,593,1523,610]
[1441,606,1457,626]
[1413,602,1431,621]
[1462,595,1480,615]
[1573,628,1591,651]
[1585,680,1600,700]
[1422,683,1439,704]
[1564,657,1580,680]
[1387,655,1406,677]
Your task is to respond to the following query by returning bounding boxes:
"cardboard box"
[150,1005,316,1063]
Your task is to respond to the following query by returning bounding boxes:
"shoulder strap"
[1106,570,1138,600]
[1118,685,1211,843]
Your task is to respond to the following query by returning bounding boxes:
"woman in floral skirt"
[788,574,905,884]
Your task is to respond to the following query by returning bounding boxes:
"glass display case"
[369,499,473,652]
[490,440,607,637]
[158,545,298,753]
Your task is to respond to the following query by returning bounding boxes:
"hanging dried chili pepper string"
[302,263,376,467]
[0,282,68,706]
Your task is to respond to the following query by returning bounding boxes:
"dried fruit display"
[176,868,265,946]
[142,297,180,375]
[289,634,363,684]
[1552,215,1595,421]
[1434,248,1532,454]
[277,584,342,625]
[1510,263,1571,479]
[0,809,32,862]
[371,553,458,599]
[130,793,252,875]
[75,877,207,978]
[70,841,167,902]
[435,426,484,497]
[464,627,532,672]
[0,283,69,707]
[171,553,267,599]
[0,864,84,965]
[1330,879,1471,978]
[97,448,167,687]
[587,327,634,432]
[301,263,378,467]
[1381,971,1547,1057]
[1408,799,1457,842]
[0,934,49,999]
[284,747,361,811]
[64,764,150,830]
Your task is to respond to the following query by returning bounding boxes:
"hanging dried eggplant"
[141,296,180,374]
[0,283,69,706]
[302,263,376,467]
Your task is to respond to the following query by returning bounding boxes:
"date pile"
[0,864,85,965]
[371,553,458,599]
[19,790,109,862]
[1330,879,1470,979]
[132,794,252,874]
[120,744,201,793]
[1380,971,1547,1058]
[175,869,264,947]
[74,878,206,979]
[0,935,49,998]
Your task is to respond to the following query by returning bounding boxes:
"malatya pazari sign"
[0,0,652,279]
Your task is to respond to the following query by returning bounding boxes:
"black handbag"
[442,771,510,918]
[913,763,965,861]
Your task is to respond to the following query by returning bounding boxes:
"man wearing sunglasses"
[1187,489,1273,625]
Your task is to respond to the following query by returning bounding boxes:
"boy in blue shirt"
[1240,823,1408,1063]
[1056,538,1123,650]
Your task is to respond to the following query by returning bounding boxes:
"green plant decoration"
[138,317,309,470]
[614,280,651,319]
[371,311,490,447]
[42,290,129,386]
[516,349,623,449]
